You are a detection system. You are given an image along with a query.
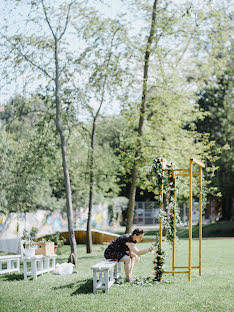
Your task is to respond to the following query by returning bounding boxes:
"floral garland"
[152,158,180,244]
[153,241,165,282]
[151,157,181,282]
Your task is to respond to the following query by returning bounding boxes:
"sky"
[0,0,143,118]
[0,0,206,104]
[0,0,123,105]
[0,0,232,112]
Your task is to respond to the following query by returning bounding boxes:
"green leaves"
[196,56,234,217]
[150,158,180,244]
[153,244,165,282]
[0,96,59,214]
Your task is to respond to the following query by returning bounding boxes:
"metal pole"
[172,172,176,275]
[199,166,203,276]
[189,159,193,281]
[159,181,163,247]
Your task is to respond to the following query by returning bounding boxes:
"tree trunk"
[126,159,138,233]
[85,43,113,252]
[223,194,233,220]
[86,121,96,253]
[125,0,158,233]
[60,131,77,265]
[54,38,77,265]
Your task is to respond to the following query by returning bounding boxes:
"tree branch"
[41,0,56,40]
[94,27,121,121]
[58,0,77,41]
[0,31,53,80]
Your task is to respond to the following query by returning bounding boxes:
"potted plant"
[34,238,55,256]
[45,232,66,254]
[22,227,38,257]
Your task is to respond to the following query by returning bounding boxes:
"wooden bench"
[22,254,57,281]
[91,259,122,294]
[0,238,23,275]
[0,238,57,280]
[0,254,21,275]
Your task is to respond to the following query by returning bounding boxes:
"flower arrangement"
[151,157,180,244]
[151,157,177,282]
[153,242,165,282]
[22,227,38,257]
[22,227,38,247]
[44,231,66,248]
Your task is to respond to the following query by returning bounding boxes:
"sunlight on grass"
[0,239,233,312]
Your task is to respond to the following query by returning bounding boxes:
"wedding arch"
[152,157,205,282]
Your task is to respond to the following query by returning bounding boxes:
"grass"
[138,221,234,241]
[177,220,234,238]
[0,238,234,312]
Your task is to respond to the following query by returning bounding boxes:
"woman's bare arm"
[126,242,154,256]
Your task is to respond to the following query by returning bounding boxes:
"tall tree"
[125,0,158,233]
[46,0,78,265]
[71,16,129,252]
[0,0,80,264]
[196,59,234,219]
[121,0,231,232]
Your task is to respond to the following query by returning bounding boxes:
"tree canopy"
[0,0,233,248]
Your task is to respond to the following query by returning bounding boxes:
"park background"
[0,0,233,311]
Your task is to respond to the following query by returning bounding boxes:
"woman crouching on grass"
[104,228,155,282]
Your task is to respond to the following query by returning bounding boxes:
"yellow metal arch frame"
[159,157,205,281]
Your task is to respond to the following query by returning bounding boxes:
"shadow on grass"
[78,255,101,260]
[0,273,24,281]
[56,257,70,264]
[71,278,93,295]
[57,254,101,263]
[53,278,93,295]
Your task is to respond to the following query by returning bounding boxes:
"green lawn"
[177,221,234,238]
[0,239,233,312]
[139,221,234,241]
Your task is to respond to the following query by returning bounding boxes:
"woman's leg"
[129,256,136,278]
[120,255,131,280]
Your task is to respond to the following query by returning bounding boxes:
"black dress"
[104,234,135,261]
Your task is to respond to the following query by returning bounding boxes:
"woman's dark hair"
[132,228,144,236]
